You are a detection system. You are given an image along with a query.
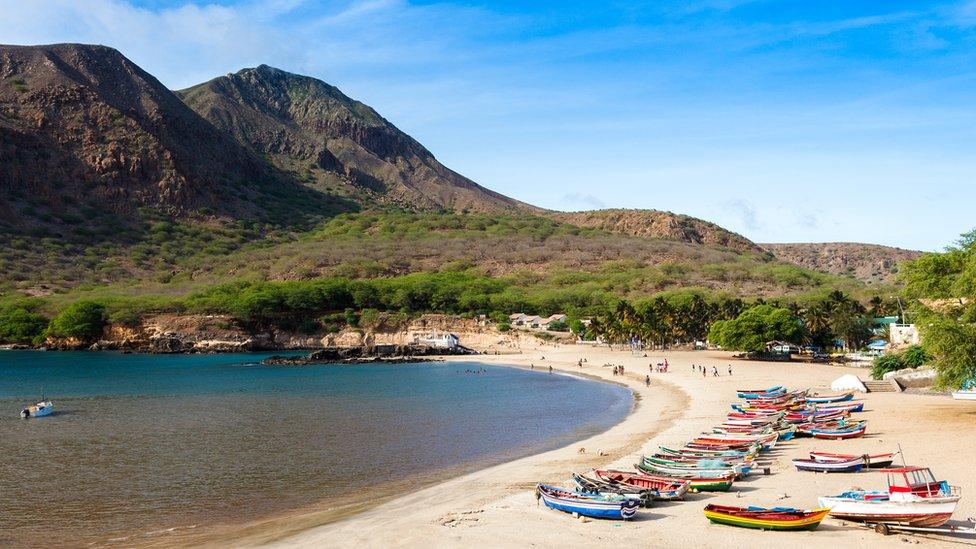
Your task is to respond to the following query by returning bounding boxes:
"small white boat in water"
[20,401,54,418]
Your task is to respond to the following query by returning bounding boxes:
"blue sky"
[2,0,974,250]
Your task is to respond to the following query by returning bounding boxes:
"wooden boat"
[809,451,895,469]
[572,472,656,505]
[660,446,757,459]
[20,400,53,418]
[592,469,690,500]
[813,401,864,413]
[634,462,735,491]
[806,391,854,404]
[703,504,830,531]
[536,484,640,520]
[793,456,864,473]
[736,386,785,399]
[639,456,747,477]
[818,467,960,527]
[810,421,866,440]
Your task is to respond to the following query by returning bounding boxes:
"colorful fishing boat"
[639,456,748,478]
[810,421,867,440]
[736,386,786,399]
[20,400,53,418]
[571,472,656,505]
[793,455,864,473]
[818,467,961,527]
[813,401,864,413]
[810,451,896,469]
[806,391,854,404]
[703,504,830,531]
[592,469,690,500]
[634,462,735,491]
[536,484,640,520]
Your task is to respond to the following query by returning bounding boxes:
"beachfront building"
[412,331,460,349]
[889,323,920,348]
[508,313,567,331]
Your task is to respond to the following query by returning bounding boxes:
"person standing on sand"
[645,375,650,387]
[548,365,553,374]
[713,366,718,377]
[728,365,732,376]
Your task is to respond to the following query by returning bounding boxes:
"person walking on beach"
[702,367,706,378]
[712,366,718,377]
[548,365,553,374]
[728,365,732,376]
[645,375,650,387]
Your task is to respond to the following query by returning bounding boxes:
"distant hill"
[177,65,533,213]
[762,242,922,284]
[552,209,764,253]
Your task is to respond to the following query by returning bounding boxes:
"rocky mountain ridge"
[760,242,922,284]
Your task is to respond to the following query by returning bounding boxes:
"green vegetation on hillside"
[708,305,804,352]
[900,228,976,389]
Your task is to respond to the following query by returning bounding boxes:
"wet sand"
[206,345,976,548]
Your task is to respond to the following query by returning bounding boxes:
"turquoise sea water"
[0,351,631,546]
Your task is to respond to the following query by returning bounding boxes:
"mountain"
[551,209,764,253]
[0,43,882,302]
[0,44,348,243]
[177,65,533,213]
[761,242,923,284]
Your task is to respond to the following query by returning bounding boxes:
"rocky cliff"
[178,65,535,213]
[0,44,346,241]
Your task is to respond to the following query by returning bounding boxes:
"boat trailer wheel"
[875,523,891,536]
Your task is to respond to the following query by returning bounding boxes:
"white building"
[413,332,460,349]
[889,324,920,348]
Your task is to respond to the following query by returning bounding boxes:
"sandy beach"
[199,344,975,548]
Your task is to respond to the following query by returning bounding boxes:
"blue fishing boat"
[736,386,785,399]
[536,484,640,520]
[806,392,854,404]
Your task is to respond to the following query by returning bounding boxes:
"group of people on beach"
[610,364,625,375]
[692,363,732,377]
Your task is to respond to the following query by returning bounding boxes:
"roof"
[878,466,929,473]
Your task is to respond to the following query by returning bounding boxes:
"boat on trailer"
[536,484,640,520]
[818,467,961,528]
[703,504,830,531]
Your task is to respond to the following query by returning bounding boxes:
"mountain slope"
[0,44,348,242]
[762,242,922,284]
[551,209,764,253]
[177,65,534,213]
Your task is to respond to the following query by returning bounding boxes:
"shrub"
[901,345,930,368]
[46,301,106,340]
[0,306,48,344]
[870,354,904,380]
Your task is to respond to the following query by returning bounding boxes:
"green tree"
[708,304,803,352]
[0,306,49,344]
[46,301,107,340]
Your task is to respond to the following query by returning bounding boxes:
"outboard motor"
[21,408,30,418]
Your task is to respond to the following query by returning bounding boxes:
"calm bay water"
[0,351,630,547]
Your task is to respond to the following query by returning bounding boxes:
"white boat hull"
[818,496,959,527]
[952,391,976,401]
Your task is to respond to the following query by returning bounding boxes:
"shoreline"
[103,354,644,548]
[238,344,974,548]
